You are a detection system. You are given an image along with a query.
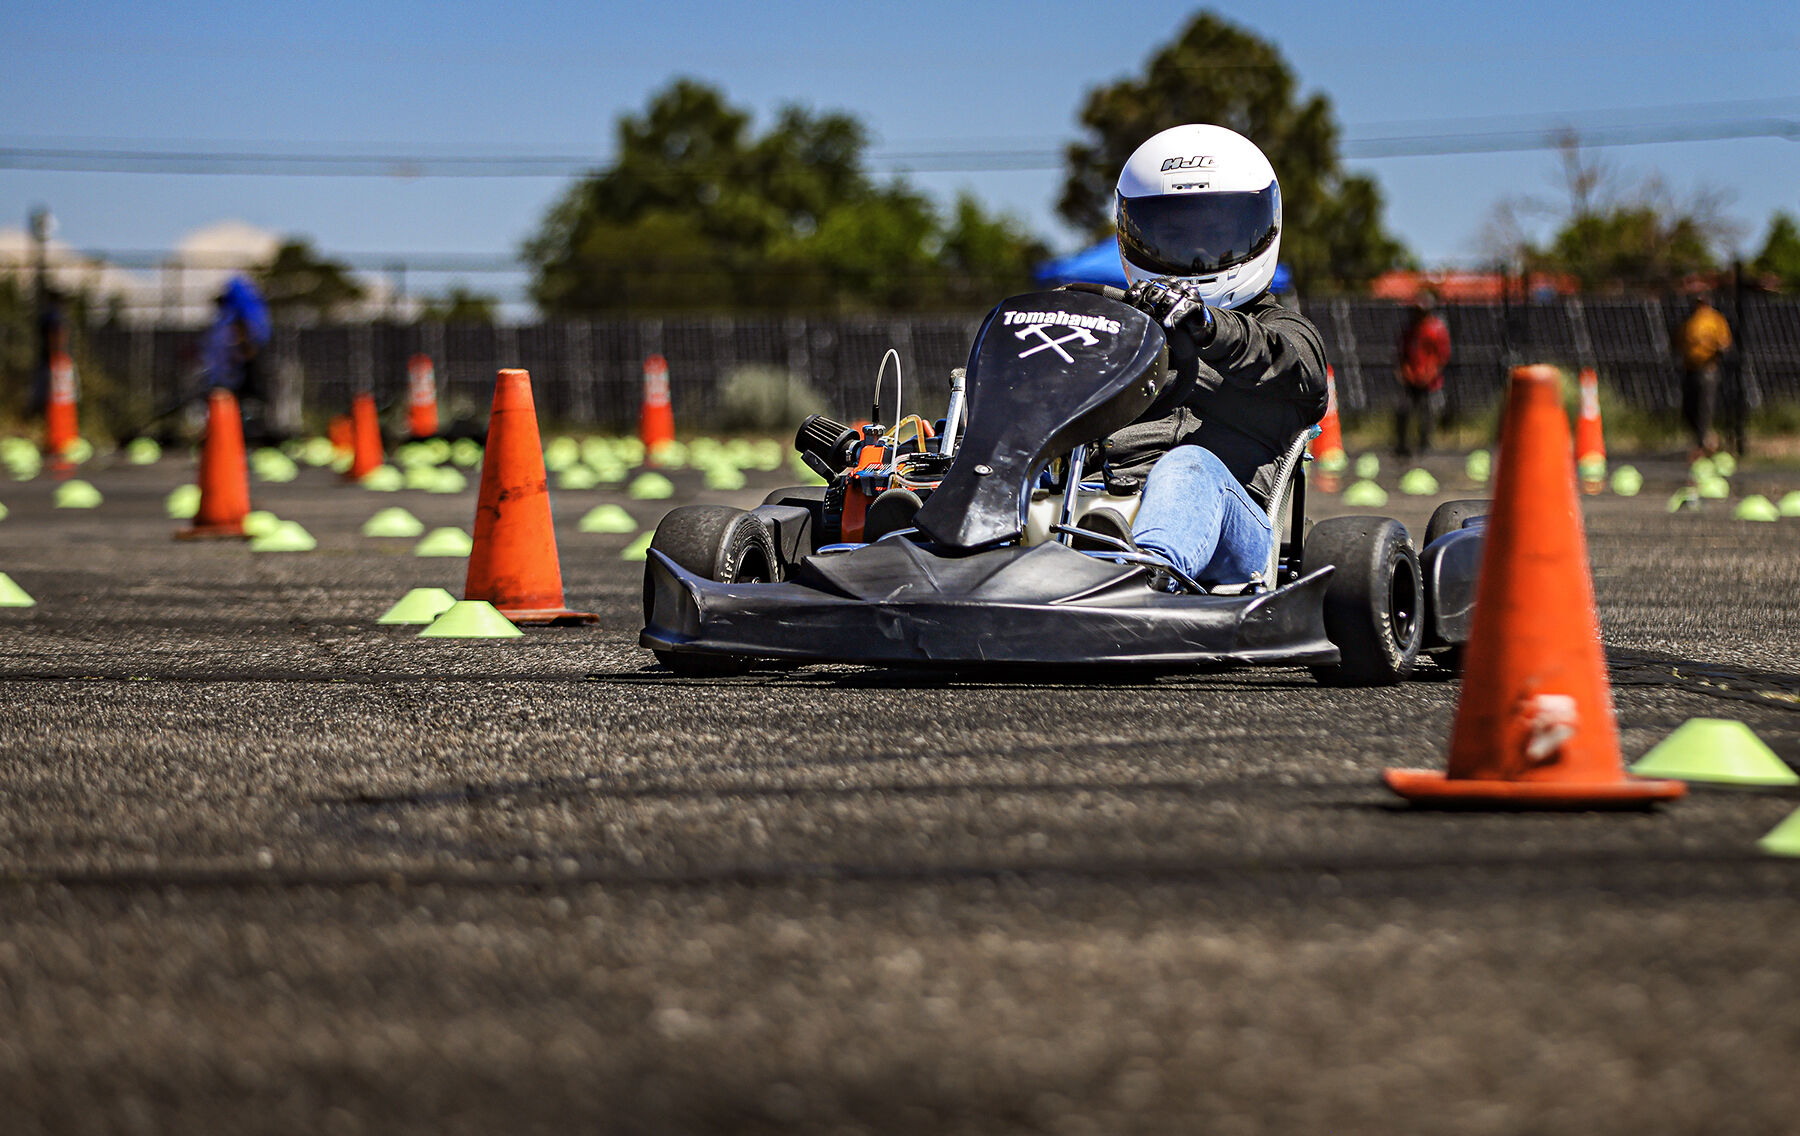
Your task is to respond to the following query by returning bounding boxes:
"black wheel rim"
[1388,553,1420,650]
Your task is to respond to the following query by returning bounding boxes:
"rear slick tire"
[642,505,778,676]
[1306,516,1423,687]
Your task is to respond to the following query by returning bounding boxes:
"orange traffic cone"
[463,369,597,625]
[346,391,384,480]
[1308,365,1346,492]
[177,388,252,540]
[639,354,675,462]
[406,354,440,440]
[44,350,80,474]
[1384,364,1685,808]
[1573,367,1606,494]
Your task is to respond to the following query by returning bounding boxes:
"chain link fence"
[66,296,1800,436]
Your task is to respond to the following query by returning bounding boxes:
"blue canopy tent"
[1034,238,1292,295]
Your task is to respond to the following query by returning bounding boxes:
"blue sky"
[4,0,1797,306]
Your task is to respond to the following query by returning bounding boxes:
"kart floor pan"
[641,541,1339,669]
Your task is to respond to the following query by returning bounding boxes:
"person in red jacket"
[1395,294,1451,457]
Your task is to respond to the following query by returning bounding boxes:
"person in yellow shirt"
[1675,294,1732,457]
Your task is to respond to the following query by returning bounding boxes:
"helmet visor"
[1116,182,1281,278]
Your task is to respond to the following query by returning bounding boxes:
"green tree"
[257,239,367,322]
[525,79,1045,314]
[417,285,498,323]
[1058,11,1406,293]
[1751,212,1800,290]
[1487,136,1736,291]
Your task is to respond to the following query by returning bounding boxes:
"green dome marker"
[543,436,581,472]
[362,507,426,538]
[704,465,747,491]
[126,437,162,464]
[1464,449,1491,483]
[1695,475,1731,500]
[428,466,468,494]
[449,437,484,467]
[1341,480,1388,508]
[1689,456,1716,481]
[243,510,281,537]
[1758,808,1800,857]
[628,472,675,500]
[1734,494,1781,522]
[649,439,688,468]
[0,572,35,607]
[54,479,102,509]
[1577,455,1607,485]
[166,484,201,519]
[1712,452,1737,478]
[1399,467,1439,495]
[1667,487,1701,513]
[252,450,298,482]
[360,465,404,492]
[250,520,316,552]
[0,501,8,522]
[418,599,523,638]
[299,437,337,466]
[414,526,474,557]
[1629,719,1798,786]
[403,463,441,491]
[1354,453,1380,480]
[1778,490,1800,518]
[378,586,458,625]
[1609,465,1643,497]
[578,504,638,534]
[559,464,600,491]
[62,438,94,464]
[621,531,654,561]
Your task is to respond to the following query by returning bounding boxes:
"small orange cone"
[406,354,440,440]
[176,388,252,540]
[1573,367,1606,494]
[1308,366,1346,493]
[639,354,675,463]
[464,369,596,625]
[1384,365,1685,808]
[328,414,354,462]
[347,391,384,481]
[43,351,80,474]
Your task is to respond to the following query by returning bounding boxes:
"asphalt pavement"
[1,445,1797,1135]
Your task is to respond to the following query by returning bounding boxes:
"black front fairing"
[913,290,1168,550]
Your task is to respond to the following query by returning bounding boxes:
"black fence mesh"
[72,296,1800,433]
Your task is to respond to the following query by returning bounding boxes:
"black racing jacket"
[1104,291,1328,508]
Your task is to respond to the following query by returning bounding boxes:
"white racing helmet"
[1115,124,1282,310]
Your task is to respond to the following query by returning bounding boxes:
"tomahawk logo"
[1015,323,1098,363]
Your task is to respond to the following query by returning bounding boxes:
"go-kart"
[641,286,1481,683]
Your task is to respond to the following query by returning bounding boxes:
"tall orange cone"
[1573,367,1606,494]
[346,391,384,480]
[1384,365,1685,808]
[639,354,675,463]
[406,354,440,440]
[43,350,80,473]
[1308,365,1346,492]
[177,388,252,540]
[463,369,597,625]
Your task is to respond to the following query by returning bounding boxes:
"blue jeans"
[1131,445,1271,585]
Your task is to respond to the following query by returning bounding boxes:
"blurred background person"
[202,275,273,441]
[1674,292,1731,458]
[1394,293,1450,457]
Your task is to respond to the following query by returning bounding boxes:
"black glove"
[1125,278,1214,334]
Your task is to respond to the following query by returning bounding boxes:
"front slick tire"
[1306,516,1422,687]
[643,504,778,677]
